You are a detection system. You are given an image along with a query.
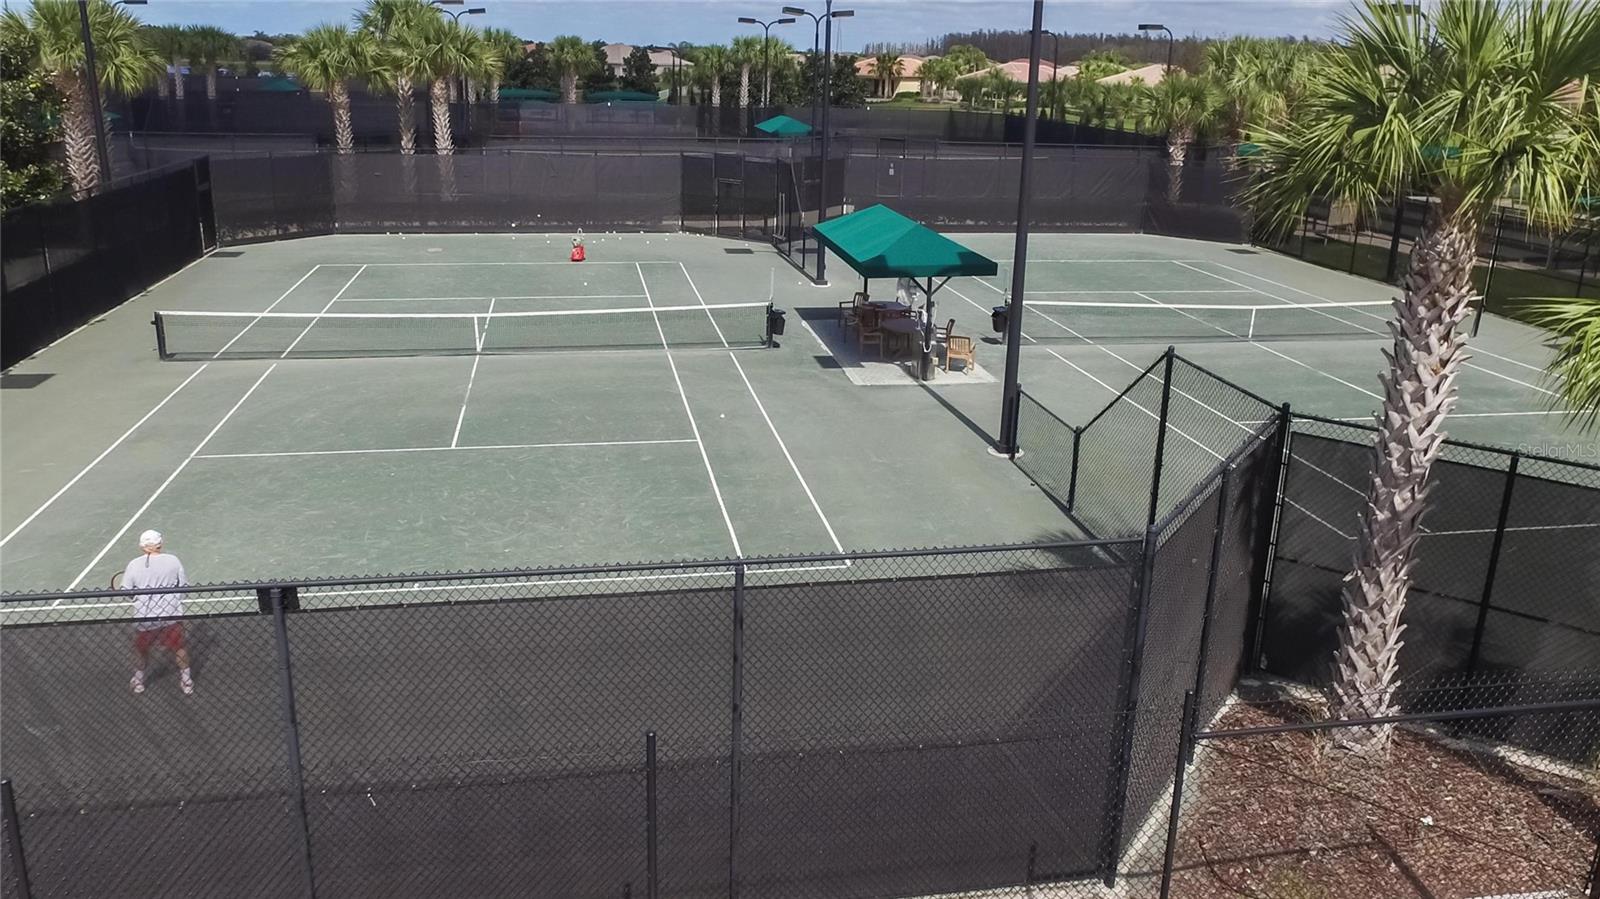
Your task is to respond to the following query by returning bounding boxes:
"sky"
[109,0,1351,51]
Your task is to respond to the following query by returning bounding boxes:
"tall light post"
[1042,29,1061,119]
[1138,23,1174,74]
[737,15,795,108]
[444,6,485,22]
[810,3,852,284]
[996,1,1045,457]
[782,6,823,126]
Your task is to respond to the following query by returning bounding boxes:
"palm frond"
[1527,297,1600,431]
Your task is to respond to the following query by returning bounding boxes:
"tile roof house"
[955,59,1076,84]
[855,54,937,98]
[1096,63,1174,86]
[600,43,694,77]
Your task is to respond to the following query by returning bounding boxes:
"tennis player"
[122,529,193,695]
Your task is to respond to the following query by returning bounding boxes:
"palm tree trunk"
[206,67,218,101]
[1167,128,1190,203]
[156,70,169,100]
[739,65,750,108]
[1329,200,1478,759]
[431,79,454,154]
[489,76,501,105]
[561,73,576,105]
[396,75,416,155]
[172,56,185,100]
[329,82,354,154]
[448,77,459,103]
[56,73,100,196]
[711,79,721,108]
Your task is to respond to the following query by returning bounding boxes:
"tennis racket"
[110,571,124,589]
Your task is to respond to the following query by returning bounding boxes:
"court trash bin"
[767,307,787,339]
[991,305,1008,334]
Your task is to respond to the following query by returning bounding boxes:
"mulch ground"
[1165,701,1598,899]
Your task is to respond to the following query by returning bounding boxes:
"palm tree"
[1247,0,1600,758]
[757,35,791,106]
[143,24,184,99]
[357,0,436,155]
[1530,298,1600,430]
[1139,72,1223,200]
[546,34,594,104]
[920,55,956,103]
[479,27,521,104]
[693,44,730,108]
[731,35,762,108]
[185,25,236,101]
[274,24,377,154]
[872,51,903,99]
[4,0,157,194]
[461,27,504,104]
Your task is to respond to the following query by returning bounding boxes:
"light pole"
[737,16,795,108]
[1138,23,1174,74]
[444,6,485,22]
[79,0,146,187]
[996,0,1045,457]
[1042,29,1061,119]
[782,6,823,126]
[813,3,851,284]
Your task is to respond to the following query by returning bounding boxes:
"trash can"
[767,307,787,341]
[991,305,1009,334]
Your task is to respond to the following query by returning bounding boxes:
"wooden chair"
[839,291,869,328]
[857,308,884,359]
[935,318,955,343]
[942,331,976,373]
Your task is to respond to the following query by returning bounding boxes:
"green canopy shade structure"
[813,205,998,379]
[754,114,813,137]
[498,87,557,101]
[584,90,660,104]
[257,77,302,93]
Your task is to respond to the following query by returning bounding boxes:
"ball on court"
[719,413,725,418]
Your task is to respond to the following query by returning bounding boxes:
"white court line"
[1028,259,1212,264]
[212,263,329,358]
[4,561,862,615]
[672,261,731,347]
[1244,410,1577,424]
[280,265,367,358]
[0,366,210,548]
[1427,522,1600,536]
[1135,290,1381,401]
[1289,452,1367,500]
[451,298,492,448]
[1027,289,1255,295]
[24,248,218,360]
[195,439,698,460]
[349,261,681,266]
[955,280,1228,460]
[1284,498,1354,540]
[638,262,743,558]
[673,262,846,554]
[1181,261,1558,395]
[1210,261,1549,374]
[66,365,279,591]
[335,294,646,303]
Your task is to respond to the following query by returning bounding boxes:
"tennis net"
[1017,298,1393,342]
[154,302,775,359]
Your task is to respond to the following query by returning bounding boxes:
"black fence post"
[1158,690,1199,899]
[645,730,659,899]
[1067,426,1082,511]
[1249,404,1294,673]
[1100,526,1159,886]
[1,779,32,899]
[728,563,746,899]
[1466,453,1519,678]
[1473,209,1506,338]
[1146,348,1177,530]
[1187,468,1232,762]
[269,586,318,899]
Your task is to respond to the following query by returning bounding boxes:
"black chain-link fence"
[1257,197,1598,329]
[1,160,215,367]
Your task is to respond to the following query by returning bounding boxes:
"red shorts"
[133,623,185,654]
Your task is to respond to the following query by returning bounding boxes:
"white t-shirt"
[123,552,187,630]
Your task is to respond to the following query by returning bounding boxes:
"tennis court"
[1,230,1576,605]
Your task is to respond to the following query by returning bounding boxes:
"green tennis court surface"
[2,231,1577,612]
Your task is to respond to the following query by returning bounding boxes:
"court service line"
[280,265,367,358]
[66,364,279,591]
[0,365,210,548]
[638,262,744,558]
[674,262,846,553]
[1028,289,1254,295]
[1284,498,1354,540]
[956,280,1230,460]
[451,298,494,447]
[1208,261,1548,374]
[349,261,681,266]
[1133,291,1381,401]
[1178,261,1558,394]
[195,439,698,460]
[212,263,330,358]
[1243,409,1576,425]
[335,294,645,303]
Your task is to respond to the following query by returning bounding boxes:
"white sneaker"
[180,675,194,696]
[131,674,145,694]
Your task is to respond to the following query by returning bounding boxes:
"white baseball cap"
[138,529,164,548]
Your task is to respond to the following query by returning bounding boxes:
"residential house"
[855,54,937,98]
[601,43,692,77]
[1096,63,1174,87]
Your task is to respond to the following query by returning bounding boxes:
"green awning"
[499,87,556,101]
[754,114,812,136]
[1235,142,1262,157]
[584,90,659,103]
[257,77,301,92]
[812,205,999,279]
